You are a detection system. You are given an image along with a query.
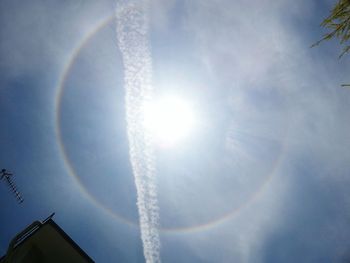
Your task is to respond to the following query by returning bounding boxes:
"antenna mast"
[1,169,24,204]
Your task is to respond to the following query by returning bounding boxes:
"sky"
[1,0,350,262]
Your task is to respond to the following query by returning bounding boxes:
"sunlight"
[143,96,196,147]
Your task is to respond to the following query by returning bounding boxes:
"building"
[0,213,94,263]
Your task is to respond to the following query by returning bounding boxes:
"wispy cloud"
[150,0,350,261]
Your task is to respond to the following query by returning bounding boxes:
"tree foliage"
[312,0,350,58]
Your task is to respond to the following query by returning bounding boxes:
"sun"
[143,96,196,147]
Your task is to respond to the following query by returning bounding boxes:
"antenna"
[1,169,24,204]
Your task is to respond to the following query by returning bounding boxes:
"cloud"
[150,0,350,261]
[116,1,161,262]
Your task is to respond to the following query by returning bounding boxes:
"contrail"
[115,1,161,262]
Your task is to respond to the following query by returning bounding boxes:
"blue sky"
[1,0,350,262]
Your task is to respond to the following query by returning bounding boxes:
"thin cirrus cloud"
[151,0,350,262]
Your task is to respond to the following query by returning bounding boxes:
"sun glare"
[143,96,196,147]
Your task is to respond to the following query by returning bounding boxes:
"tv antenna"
[1,169,24,204]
